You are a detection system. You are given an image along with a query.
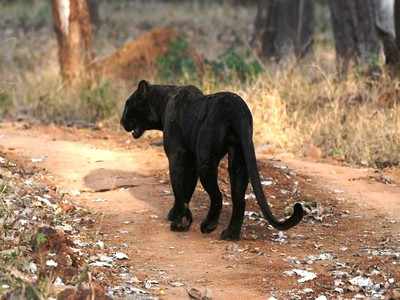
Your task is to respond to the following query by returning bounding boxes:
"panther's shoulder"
[170,85,204,104]
[177,85,204,98]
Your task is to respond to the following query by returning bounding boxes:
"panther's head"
[120,80,153,139]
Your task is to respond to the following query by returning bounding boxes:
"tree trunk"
[87,0,100,28]
[376,0,395,36]
[51,0,93,84]
[328,0,380,75]
[395,0,400,49]
[375,0,400,66]
[229,0,257,5]
[294,0,314,59]
[252,0,314,62]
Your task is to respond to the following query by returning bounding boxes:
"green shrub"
[157,37,198,81]
[157,37,263,83]
[208,48,263,82]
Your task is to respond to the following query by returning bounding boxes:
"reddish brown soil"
[0,122,399,299]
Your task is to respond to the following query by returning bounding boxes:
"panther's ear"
[137,80,150,98]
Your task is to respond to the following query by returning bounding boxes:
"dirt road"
[1,123,399,299]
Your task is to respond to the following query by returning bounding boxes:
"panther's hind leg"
[168,152,198,232]
[198,164,223,234]
[220,145,248,241]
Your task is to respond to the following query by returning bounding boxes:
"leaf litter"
[0,152,159,299]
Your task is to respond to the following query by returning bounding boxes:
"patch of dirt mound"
[90,27,202,80]
[83,169,141,192]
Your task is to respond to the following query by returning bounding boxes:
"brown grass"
[243,70,400,167]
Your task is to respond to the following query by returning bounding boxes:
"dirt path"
[1,124,399,299]
[253,151,400,223]
[282,158,400,221]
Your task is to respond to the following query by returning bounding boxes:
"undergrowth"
[3,62,399,168]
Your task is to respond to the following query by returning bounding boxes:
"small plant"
[329,147,344,159]
[0,182,8,194]
[0,90,12,118]
[0,248,20,267]
[35,232,48,248]
[79,80,117,122]
[157,37,198,81]
[208,48,263,82]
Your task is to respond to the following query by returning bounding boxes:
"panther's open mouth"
[131,127,144,139]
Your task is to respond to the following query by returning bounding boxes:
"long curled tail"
[234,113,303,230]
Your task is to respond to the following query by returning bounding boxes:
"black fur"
[121,80,303,240]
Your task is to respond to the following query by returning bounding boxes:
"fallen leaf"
[46,259,58,268]
[169,281,185,287]
[187,287,202,299]
[114,252,129,260]
[284,269,317,283]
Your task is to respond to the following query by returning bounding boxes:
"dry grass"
[243,70,400,167]
[5,61,399,167]
[1,1,399,167]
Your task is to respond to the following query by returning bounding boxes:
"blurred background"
[0,0,399,168]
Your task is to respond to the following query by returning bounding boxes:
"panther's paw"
[200,219,218,234]
[220,228,240,241]
[170,221,190,232]
[170,209,192,232]
[167,206,178,221]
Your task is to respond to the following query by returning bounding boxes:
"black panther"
[121,80,303,240]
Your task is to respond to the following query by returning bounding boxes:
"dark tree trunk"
[377,26,400,66]
[229,0,257,5]
[87,0,100,28]
[252,0,314,62]
[395,0,400,49]
[375,0,400,66]
[294,0,314,59]
[328,0,380,75]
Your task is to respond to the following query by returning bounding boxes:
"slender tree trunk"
[395,0,400,49]
[375,0,400,66]
[252,0,314,62]
[87,0,100,28]
[52,0,93,84]
[328,0,380,75]
[294,0,314,59]
[375,0,395,36]
[230,0,257,5]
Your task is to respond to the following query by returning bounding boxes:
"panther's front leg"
[167,151,198,232]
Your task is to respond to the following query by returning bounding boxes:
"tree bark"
[229,0,257,5]
[294,0,314,59]
[328,0,380,75]
[87,0,100,28]
[395,0,400,49]
[52,0,93,84]
[375,0,395,36]
[375,0,400,66]
[252,0,314,62]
